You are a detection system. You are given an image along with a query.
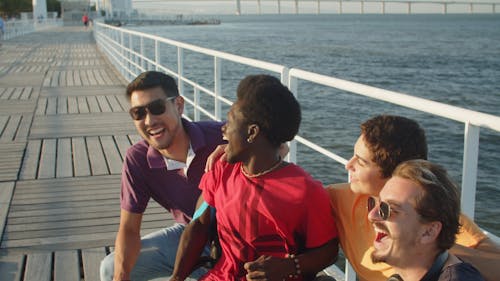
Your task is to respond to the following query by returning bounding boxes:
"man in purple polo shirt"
[100,71,225,281]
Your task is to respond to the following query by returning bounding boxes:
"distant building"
[101,0,133,18]
[33,0,48,21]
[60,1,89,24]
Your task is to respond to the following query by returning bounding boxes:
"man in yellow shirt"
[327,115,499,281]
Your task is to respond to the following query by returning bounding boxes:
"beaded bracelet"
[287,254,301,279]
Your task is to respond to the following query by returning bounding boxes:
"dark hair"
[126,71,179,100]
[236,75,301,147]
[393,160,460,251]
[361,115,427,178]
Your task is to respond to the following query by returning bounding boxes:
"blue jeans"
[100,223,209,281]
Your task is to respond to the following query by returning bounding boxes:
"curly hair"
[126,71,179,100]
[393,160,461,251]
[361,115,427,178]
[236,75,301,147]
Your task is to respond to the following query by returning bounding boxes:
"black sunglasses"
[129,96,176,120]
[368,196,391,220]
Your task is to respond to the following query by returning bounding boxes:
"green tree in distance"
[0,0,61,17]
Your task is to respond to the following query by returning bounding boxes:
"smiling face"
[368,176,427,267]
[130,87,183,152]
[345,135,388,196]
[221,101,251,164]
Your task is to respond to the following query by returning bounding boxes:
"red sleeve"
[302,181,338,249]
[199,158,225,207]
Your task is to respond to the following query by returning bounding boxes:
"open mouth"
[148,128,164,136]
[375,231,388,242]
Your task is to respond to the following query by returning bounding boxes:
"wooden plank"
[0,88,13,99]
[56,96,67,114]
[15,114,32,141]
[129,134,142,145]
[46,97,57,115]
[54,250,80,281]
[87,96,100,113]
[20,87,33,99]
[73,137,91,177]
[82,247,106,281]
[0,100,37,115]
[0,116,8,135]
[56,138,73,178]
[19,140,41,180]
[96,96,112,112]
[114,135,132,161]
[78,96,90,113]
[86,69,97,86]
[73,69,82,86]
[67,70,75,86]
[10,88,23,100]
[0,250,24,281]
[0,182,15,243]
[24,252,52,281]
[29,113,136,139]
[100,136,123,174]
[107,95,123,112]
[9,205,164,226]
[80,69,90,86]
[38,139,57,179]
[35,97,47,115]
[116,94,129,111]
[99,69,114,85]
[67,96,78,114]
[58,70,66,87]
[93,69,106,85]
[87,136,109,175]
[0,116,20,142]
[43,70,53,87]
[11,187,117,205]
[50,70,60,87]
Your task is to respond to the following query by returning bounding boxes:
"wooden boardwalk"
[0,26,172,281]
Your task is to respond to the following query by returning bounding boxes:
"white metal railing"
[93,21,500,280]
[1,18,62,40]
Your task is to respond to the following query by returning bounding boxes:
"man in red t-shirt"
[171,74,338,280]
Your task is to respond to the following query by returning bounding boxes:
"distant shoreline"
[104,18,221,27]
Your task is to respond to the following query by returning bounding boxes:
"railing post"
[140,37,145,71]
[235,0,241,15]
[194,88,200,121]
[177,47,185,96]
[214,57,222,121]
[155,40,160,71]
[345,262,357,281]
[120,31,126,79]
[461,122,479,219]
[129,34,134,76]
[278,0,281,14]
[287,74,298,164]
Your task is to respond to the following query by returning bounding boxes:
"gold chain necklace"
[240,157,283,178]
